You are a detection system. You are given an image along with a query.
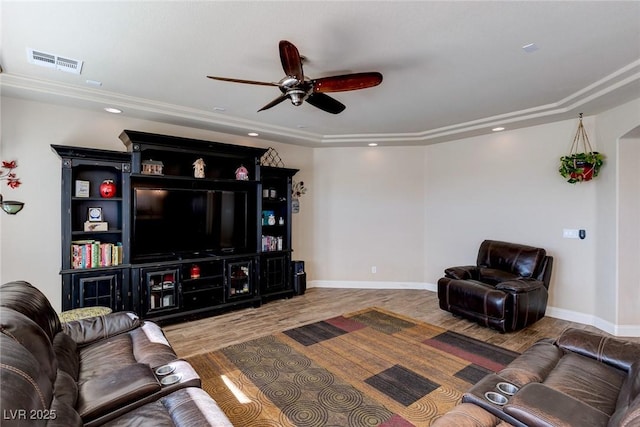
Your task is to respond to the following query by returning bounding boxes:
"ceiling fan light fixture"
[287,89,307,106]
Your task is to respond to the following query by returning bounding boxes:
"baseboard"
[308,280,640,337]
[309,280,437,292]
[546,306,640,337]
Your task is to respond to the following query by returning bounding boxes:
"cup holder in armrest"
[485,391,508,405]
[496,382,519,396]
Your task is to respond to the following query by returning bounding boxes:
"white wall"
[594,99,640,333]
[311,146,426,285]
[423,120,599,315]
[309,99,640,333]
[618,133,640,328]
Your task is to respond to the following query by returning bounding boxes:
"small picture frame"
[75,180,90,197]
[88,207,103,222]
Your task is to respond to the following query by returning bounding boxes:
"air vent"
[27,48,83,75]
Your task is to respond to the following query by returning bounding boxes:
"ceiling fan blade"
[312,72,383,93]
[207,76,278,87]
[306,93,346,114]
[279,40,304,82]
[258,94,289,112]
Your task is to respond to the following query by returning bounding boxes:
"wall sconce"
[1,197,25,215]
[1,160,24,215]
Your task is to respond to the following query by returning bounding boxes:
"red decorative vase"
[99,179,116,198]
[190,264,200,279]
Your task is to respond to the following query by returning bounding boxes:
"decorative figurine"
[141,159,164,175]
[193,158,206,178]
[235,164,249,180]
[99,179,116,198]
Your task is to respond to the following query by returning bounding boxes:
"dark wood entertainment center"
[52,130,299,323]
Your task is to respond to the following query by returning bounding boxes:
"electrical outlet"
[563,228,580,239]
[371,266,377,274]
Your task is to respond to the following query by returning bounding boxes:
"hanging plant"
[559,114,605,184]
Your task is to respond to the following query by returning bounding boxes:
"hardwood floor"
[163,287,634,359]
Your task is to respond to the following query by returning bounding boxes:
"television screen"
[132,187,249,259]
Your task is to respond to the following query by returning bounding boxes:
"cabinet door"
[261,254,289,293]
[226,259,255,299]
[62,270,126,311]
[140,267,181,316]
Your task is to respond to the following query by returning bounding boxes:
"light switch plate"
[563,229,580,239]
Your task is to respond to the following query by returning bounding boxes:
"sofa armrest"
[431,403,509,427]
[555,328,640,372]
[495,279,545,293]
[503,383,610,427]
[62,312,140,346]
[444,265,478,280]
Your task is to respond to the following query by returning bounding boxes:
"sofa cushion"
[79,333,138,382]
[478,267,520,285]
[62,312,140,347]
[504,382,611,427]
[543,352,626,416]
[77,363,161,421]
[556,328,640,372]
[0,281,62,342]
[477,240,546,279]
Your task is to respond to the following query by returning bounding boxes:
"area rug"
[187,307,519,426]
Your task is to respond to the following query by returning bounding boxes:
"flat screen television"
[132,187,250,260]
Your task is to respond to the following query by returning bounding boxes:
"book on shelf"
[71,240,123,269]
[261,235,283,251]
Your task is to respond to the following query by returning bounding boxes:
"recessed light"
[213,106,226,112]
[522,43,539,53]
[492,127,505,132]
[104,107,122,114]
[368,143,378,147]
[248,132,259,137]
[86,79,102,87]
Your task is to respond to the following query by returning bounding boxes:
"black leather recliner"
[437,240,553,332]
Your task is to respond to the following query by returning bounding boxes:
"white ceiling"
[2,1,639,147]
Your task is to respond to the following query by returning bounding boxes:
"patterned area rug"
[187,307,519,426]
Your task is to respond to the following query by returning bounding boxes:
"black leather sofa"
[0,280,232,426]
[433,328,640,427]
[438,240,553,332]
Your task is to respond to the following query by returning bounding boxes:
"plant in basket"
[559,151,605,183]
[559,114,605,184]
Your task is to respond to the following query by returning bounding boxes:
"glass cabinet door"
[227,259,253,299]
[146,268,179,312]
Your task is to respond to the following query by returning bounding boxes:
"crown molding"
[2,59,639,147]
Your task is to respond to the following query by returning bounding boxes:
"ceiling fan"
[207,40,383,114]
